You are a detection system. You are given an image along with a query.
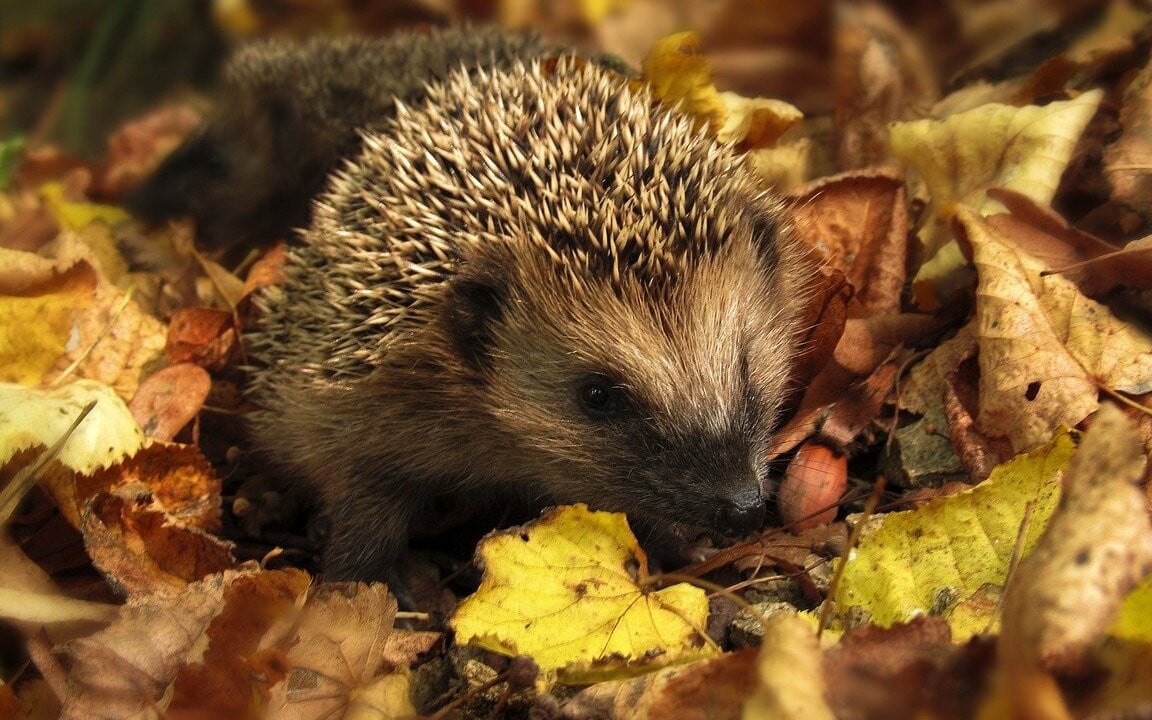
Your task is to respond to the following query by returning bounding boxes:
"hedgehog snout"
[713,485,767,536]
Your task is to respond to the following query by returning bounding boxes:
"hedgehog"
[127,28,552,259]
[243,41,809,583]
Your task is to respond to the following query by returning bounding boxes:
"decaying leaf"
[744,612,835,720]
[831,432,1075,639]
[262,582,439,720]
[0,261,96,386]
[1000,404,1152,674]
[451,504,716,683]
[959,207,1152,452]
[891,90,1103,304]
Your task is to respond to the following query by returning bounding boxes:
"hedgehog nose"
[718,490,766,535]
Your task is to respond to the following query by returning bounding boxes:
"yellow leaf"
[450,504,716,683]
[890,90,1102,298]
[40,182,130,232]
[0,260,95,386]
[643,32,724,131]
[642,32,802,150]
[1112,577,1152,641]
[0,380,145,476]
[716,92,803,149]
[832,432,1075,640]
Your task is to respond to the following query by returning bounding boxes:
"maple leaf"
[450,504,716,683]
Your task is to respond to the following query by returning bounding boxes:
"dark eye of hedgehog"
[576,374,631,420]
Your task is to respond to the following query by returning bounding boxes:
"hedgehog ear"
[445,266,507,371]
[749,204,786,272]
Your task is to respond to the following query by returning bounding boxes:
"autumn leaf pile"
[2,2,1152,719]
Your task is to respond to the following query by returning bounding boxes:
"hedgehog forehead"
[507,246,769,435]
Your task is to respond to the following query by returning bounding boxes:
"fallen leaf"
[168,569,311,718]
[788,168,909,314]
[0,261,96,386]
[823,617,955,720]
[51,568,301,720]
[744,612,835,720]
[1000,404,1152,675]
[831,432,1075,639]
[450,504,716,683]
[958,207,1152,452]
[832,2,939,169]
[129,363,212,441]
[262,583,438,720]
[891,90,1103,305]
[560,647,764,720]
[642,31,803,148]
[164,308,237,370]
[0,380,145,479]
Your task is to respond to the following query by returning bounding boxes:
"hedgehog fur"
[128,28,551,258]
[245,51,808,583]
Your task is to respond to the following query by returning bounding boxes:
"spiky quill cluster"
[247,58,782,393]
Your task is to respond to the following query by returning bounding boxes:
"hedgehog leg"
[319,479,423,600]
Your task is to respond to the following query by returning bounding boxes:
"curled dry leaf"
[999,404,1152,676]
[788,168,909,314]
[891,90,1103,304]
[262,583,439,720]
[164,307,237,370]
[450,504,715,683]
[129,362,212,441]
[744,612,835,720]
[958,207,1152,452]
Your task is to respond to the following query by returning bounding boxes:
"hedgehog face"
[447,222,802,537]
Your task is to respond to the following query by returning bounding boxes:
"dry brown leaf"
[99,105,202,199]
[262,583,438,719]
[558,648,758,720]
[832,2,939,169]
[1103,48,1152,227]
[789,169,909,314]
[164,307,237,370]
[823,617,956,720]
[985,189,1151,297]
[51,569,300,720]
[773,315,944,455]
[81,490,234,596]
[958,207,1152,452]
[168,569,312,719]
[1000,404,1152,673]
[129,363,212,441]
[242,242,288,297]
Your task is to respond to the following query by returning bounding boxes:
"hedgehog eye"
[576,374,629,419]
